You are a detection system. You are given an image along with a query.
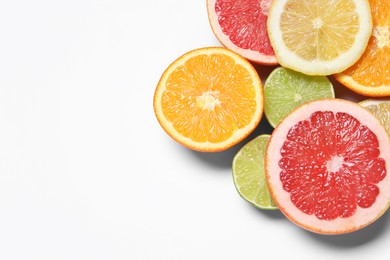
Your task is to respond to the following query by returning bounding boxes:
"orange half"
[153,47,263,152]
[335,0,390,97]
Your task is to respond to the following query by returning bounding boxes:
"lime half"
[359,99,390,136]
[232,135,277,210]
[264,67,335,127]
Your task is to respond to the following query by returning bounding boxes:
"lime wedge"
[359,99,390,136]
[232,135,277,210]
[264,67,335,127]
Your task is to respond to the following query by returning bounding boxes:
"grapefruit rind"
[206,0,278,65]
[267,0,373,76]
[265,99,390,234]
[153,47,264,152]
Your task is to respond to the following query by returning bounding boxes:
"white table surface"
[0,0,388,259]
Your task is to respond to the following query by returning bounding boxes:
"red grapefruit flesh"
[265,99,390,234]
[207,0,278,65]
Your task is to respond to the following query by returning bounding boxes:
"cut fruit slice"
[207,0,278,65]
[264,67,334,127]
[360,99,390,136]
[232,135,278,210]
[335,0,390,97]
[267,0,373,75]
[153,47,263,152]
[265,99,390,234]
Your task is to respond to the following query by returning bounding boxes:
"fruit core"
[279,111,387,221]
[294,93,302,102]
[326,156,345,173]
[260,0,271,14]
[373,26,390,49]
[196,90,221,110]
[312,18,323,29]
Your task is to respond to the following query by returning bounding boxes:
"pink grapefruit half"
[265,99,390,234]
[207,0,278,65]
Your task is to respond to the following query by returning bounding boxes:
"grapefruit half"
[207,0,278,65]
[265,99,390,234]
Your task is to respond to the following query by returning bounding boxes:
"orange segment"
[154,47,263,152]
[335,0,390,97]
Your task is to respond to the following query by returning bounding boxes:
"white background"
[0,0,389,259]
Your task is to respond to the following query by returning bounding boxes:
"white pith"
[312,18,323,29]
[260,0,272,15]
[373,26,390,49]
[196,90,221,110]
[326,156,345,174]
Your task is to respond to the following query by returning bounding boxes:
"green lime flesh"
[232,135,277,210]
[264,67,335,127]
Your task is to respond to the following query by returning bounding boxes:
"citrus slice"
[265,99,390,234]
[264,67,334,127]
[207,0,278,65]
[153,47,264,152]
[360,99,390,136]
[267,0,373,76]
[232,135,277,210]
[335,0,390,97]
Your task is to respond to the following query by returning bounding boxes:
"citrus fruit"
[360,99,390,136]
[335,0,390,97]
[264,67,334,127]
[207,0,278,65]
[232,135,278,210]
[153,47,264,152]
[265,99,390,234]
[267,0,373,76]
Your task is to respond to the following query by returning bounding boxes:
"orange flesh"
[161,53,257,143]
[342,0,390,87]
[279,111,386,220]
